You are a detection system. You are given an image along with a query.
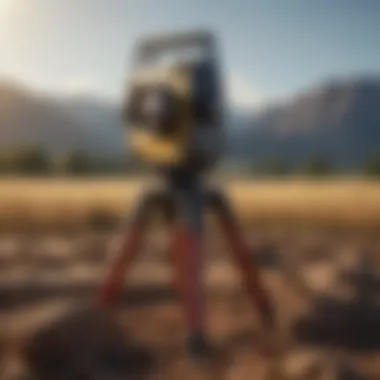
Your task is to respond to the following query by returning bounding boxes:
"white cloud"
[226,72,265,110]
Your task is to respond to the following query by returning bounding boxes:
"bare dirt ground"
[0,224,380,379]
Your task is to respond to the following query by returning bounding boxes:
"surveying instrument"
[98,29,276,358]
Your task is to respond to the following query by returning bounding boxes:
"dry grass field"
[0,177,380,230]
[0,178,380,379]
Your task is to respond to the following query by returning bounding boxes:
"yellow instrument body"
[128,65,192,167]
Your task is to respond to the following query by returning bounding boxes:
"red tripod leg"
[171,185,208,357]
[163,201,182,297]
[171,222,204,333]
[98,191,162,308]
[160,196,183,298]
[207,190,275,329]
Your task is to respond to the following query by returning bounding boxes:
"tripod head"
[122,29,225,175]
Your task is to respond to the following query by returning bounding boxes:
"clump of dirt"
[293,295,380,353]
[22,305,155,380]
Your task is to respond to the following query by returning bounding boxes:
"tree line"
[0,146,148,176]
[1,145,380,178]
[249,153,380,177]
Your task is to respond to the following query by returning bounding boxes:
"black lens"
[125,86,178,135]
[142,89,167,127]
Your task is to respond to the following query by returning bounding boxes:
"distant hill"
[0,80,89,153]
[0,80,125,158]
[56,95,125,157]
[230,77,380,169]
[1,76,380,170]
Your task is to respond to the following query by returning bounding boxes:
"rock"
[22,305,154,380]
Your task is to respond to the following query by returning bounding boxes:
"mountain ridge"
[229,76,380,168]
[1,75,380,168]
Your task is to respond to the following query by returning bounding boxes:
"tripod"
[97,170,275,358]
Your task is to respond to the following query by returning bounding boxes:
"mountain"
[224,107,254,155]
[56,95,125,157]
[0,80,126,158]
[230,77,380,168]
[1,76,380,170]
[0,80,89,153]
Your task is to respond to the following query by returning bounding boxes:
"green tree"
[363,152,380,177]
[11,145,51,175]
[0,150,12,174]
[252,157,290,177]
[54,150,93,176]
[299,155,333,177]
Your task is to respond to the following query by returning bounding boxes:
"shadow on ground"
[0,283,178,311]
[293,294,380,352]
[23,306,155,380]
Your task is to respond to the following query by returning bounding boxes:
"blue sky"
[0,0,379,108]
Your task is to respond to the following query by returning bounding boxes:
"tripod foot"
[187,332,211,361]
